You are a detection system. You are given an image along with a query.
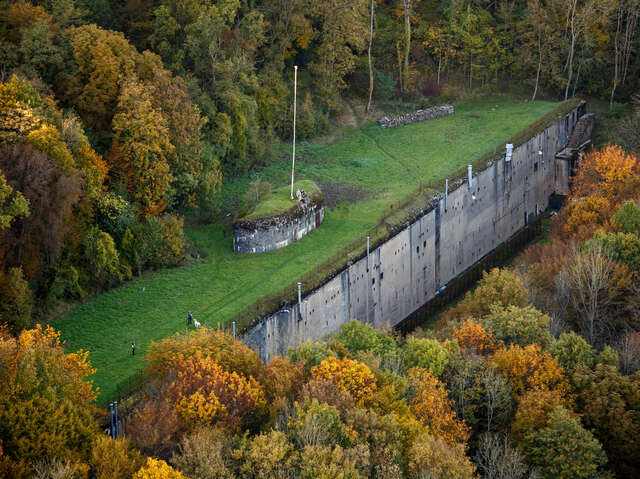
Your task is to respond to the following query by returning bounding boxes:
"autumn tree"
[0,325,99,464]
[445,356,515,435]
[490,344,568,397]
[452,319,498,355]
[409,368,470,444]
[407,433,475,479]
[482,305,551,347]
[475,433,530,479]
[520,407,608,479]
[90,436,144,479]
[0,143,82,281]
[134,457,187,479]
[146,327,266,384]
[311,357,377,406]
[563,144,640,240]
[444,268,529,322]
[403,337,449,376]
[571,364,640,477]
[548,331,597,371]
[109,80,174,216]
[0,173,28,230]
[172,427,235,479]
[165,352,267,431]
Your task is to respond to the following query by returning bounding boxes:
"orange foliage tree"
[563,144,640,240]
[408,368,470,444]
[311,357,377,406]
[490,344,568,397]
[452,319,498,355]
[146,328,266,385]
[166,352,266,431]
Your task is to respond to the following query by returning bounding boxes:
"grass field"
[242,179,321,220]
[54,96,562,404]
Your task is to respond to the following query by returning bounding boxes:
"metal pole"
[114,401,118,438]
[467,165,473,189]
[297,282,302,305]
[366,236,370,271]
[290,65,298,199]
[109,403,114,438]
[445,179,448,210]
[232,321,236,339]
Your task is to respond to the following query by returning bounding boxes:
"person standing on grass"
[188,311,193,325]
[131,341,135,356]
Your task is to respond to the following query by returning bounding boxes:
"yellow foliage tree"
[408,368,470,444]
[0,325,98,464]
[311,357,377,406]
[443,268,529,321]
[490,344,568,397]
[133,457,187,479]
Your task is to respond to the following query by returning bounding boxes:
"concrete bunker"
[233,184,324,254]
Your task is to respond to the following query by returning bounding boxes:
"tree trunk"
[564,33,575,100]
[532,35,542,101]
[437,51,442,86]
[611,4,623,109]
[403,0,411,94]
[367,0,375,112]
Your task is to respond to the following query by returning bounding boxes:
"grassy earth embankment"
[55,96,563,404]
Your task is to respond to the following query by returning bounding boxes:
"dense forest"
[1,0,640,478]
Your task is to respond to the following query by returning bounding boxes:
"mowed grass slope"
[55,97,560,404]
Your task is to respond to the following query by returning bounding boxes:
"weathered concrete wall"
[245,106,583,360]
[234,205,324,254]
[378,105,454,128]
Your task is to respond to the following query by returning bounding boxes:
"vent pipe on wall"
[445,179,448,210]
[468,165,473,189]
[506,143,513,162]
[297,282,302,305]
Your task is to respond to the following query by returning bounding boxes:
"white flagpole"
[290,65,298,200]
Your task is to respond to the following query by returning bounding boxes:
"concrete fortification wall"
[245,105,584,360]
[234,204,325,253]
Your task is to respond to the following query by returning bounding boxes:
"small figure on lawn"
[131,341,135,356]
[188,310,193,325]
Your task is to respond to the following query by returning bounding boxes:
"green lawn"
[55,96,562,405]
[242,179,321,220]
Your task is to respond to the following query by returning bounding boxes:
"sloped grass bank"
[55,96,567,404]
